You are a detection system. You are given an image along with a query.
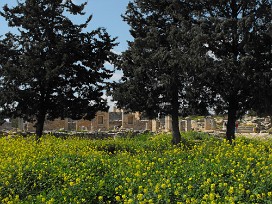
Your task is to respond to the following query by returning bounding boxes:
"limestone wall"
[26,119,67,132]
[90,111,109,131]
[122,112,135,129]
[77,119,92,131]
[109,121,122,130]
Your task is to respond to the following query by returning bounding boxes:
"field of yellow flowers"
[0,132,271,204]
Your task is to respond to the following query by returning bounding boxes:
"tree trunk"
[35,113,46,141]
[170,85,186,146]
[171,110,181,145]
[226,101,237,144]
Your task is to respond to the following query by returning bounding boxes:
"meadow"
[0,132,271,204]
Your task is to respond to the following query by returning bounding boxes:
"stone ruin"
[1,109,271,136]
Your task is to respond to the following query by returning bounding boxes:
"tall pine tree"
[197,0,272,143]
[0,0,117,139]
[112,0,208,145]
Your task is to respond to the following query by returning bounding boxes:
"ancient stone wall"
[2,113,270,134]
[109,121,122,130]
[90,111,109,131]
[77,119,92,131]
[26,119,66,132]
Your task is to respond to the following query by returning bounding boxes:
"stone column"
[152,120,160,132]
[145,122,150,131]
[121,110,125,129]
[204,117,212,130]
[165,116,172,132]
[210,118,216,130]
[179,120,186,132]
[18,118,24,131]
[185,118,191,131]
[191,120,197,131]
[75,120,78,132]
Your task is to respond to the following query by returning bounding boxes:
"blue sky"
[0,0,133,108]
[0,0,132,52]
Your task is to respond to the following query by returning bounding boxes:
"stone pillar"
[165,116,172,132]
[191,120,197,131]
[185,118,191,131]
[210,118,216,130]
[145,122,150,131]
[122,112,135,129]
[152,120,160,132]
[75,120,78,131]
[204,117,212,130]
[179,120,186,132]
[121,110,125,129]
[18,118,24,131]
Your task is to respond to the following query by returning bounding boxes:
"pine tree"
[112,0,208,145]
[197,0,272,143]
[0,0,117,139]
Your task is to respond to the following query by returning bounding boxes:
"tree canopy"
[0,0,117,139]
[112,0,271,144]
[112,0,210,145]
[197,0,272,142]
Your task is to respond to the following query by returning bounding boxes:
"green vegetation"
[0,132,271,203]
[0,0,116,139]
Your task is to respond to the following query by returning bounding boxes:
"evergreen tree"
[252,23,272,118]
[112,0,208,145]
[0,0,117,139]
[197,0,271,143]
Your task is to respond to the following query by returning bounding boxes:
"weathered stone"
[204,117,216,131]
[185,118,192,131]
[151,120,160,132]
[179,120,186,132]
[165,116,172,132]
[91,111,109,131]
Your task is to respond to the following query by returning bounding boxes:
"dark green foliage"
[0,0,117,138]
[111,0,209,145]
[112,0,271,145]
[0,117,5,126]
[252,65,272,117]
[196,0,272,142]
